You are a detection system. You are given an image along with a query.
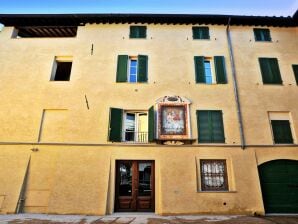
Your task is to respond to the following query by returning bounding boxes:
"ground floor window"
[200,160,228,191]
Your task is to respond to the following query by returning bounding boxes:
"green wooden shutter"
[116,55,128,82]
[214,56,227,84]
[263,29,271,41]
[197,111,212,142]
[137,55,148,82]
[211,111,225,143]
[254,28,262,41]
[130,26,146,38]
[292,65,298,85]
[108,108,123,142]
[194,56,205,83]
[259,58,282,84]
[271,120,293,144]
[193,27,209,39]
[148,106,155,142]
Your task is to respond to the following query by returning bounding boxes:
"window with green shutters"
[254,28,271,41]
[196,110,225,143]
[259,58,282,84]
[108,107,154,143]
[292,64,298,85]
[194,56,227,84]
[192,27,210,40]
[129,26,147,38]
[271,120,293,144]
[116,55,148,83]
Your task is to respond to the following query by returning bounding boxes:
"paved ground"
[0,214,298,224]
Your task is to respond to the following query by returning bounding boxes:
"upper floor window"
[292,65,298,85]
[258,58,282,84]
[116,55,148,83]
[253,28,271,42]
[12,26,77,38]
[200,160,229,191]
[108,107,154,143]
[129,26,147,39]
[196,110,225,143]
[50,56,72,81]
[192,27,210,40]
[194,56,227,84]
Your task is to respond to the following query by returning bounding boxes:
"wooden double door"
[115,160,155,212]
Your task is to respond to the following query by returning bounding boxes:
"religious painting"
[161,106,186,135]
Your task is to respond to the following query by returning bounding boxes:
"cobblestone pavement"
[0,214,297,224]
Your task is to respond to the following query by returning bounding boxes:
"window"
[108,107,155,143]
[192,27,210,40]
[50,57,72,81]
[259,58,282,84]
[194,56,227,84]
[292,65,298,85]
[116,55,148,83]
[254,28,271,42]
[129,26,147,39]
[271,120,293,144]
[200,160,228,191]
[196,110,225,143]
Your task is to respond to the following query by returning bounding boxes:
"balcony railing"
[124,131,148,143]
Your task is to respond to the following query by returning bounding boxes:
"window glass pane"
[125,113,135,141]
[129,60,137,83]
[129,75,137,83]
[204,61,212,84]
[138,162,152,196]
[119,162,132,196]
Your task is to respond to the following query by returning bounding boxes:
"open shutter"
[259,58,282,84]
[194,56,205,83]
[292,65,298,85]
[148,106,155,142]
[108,108,123,142]
[137,55,148,82]
[214,56,227,84]
[271,120,293,144]
[211,111,225,143]
[116,55,128,82]
[197,111,212,143]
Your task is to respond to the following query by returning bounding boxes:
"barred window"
[200,160,228,191]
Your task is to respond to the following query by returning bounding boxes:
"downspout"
[226,17,246,149]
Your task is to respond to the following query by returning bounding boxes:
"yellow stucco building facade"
[0,13,297,215]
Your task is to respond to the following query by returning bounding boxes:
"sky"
[0,0,297,17]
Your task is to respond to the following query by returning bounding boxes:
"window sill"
[198,191,237,193]
[193,39,210,41]
[261,83,283,86]
[255,40,272,42]
[129,37,147,39]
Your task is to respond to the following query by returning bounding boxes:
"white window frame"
[127,56,138,83]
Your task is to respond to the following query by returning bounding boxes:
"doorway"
[115,160,155,212]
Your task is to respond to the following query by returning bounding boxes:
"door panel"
[115,160,154,212]
[259,160,298,213]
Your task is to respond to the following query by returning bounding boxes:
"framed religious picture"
[161,105,186,135]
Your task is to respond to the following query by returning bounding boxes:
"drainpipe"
[226,17,246,149]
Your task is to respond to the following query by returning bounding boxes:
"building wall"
[0,23,297,215]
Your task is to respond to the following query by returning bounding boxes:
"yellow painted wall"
[0,23,297,215]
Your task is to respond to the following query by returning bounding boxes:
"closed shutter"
[263,29,271,41]
[292,65,298,85]
[271,120,293,144]
[194,56,205,83]
[116,55,128,82]
[148,106,155,142]
[197,110,225,143]
[197,111,212,142]
[214,56,227,84]
[130,26,146,38]
[211,111,225,143]
[254,28,262,41]
[259,58,282,84]
[137,55,148,82]
[193,27,209,39]
[108,108,123,142]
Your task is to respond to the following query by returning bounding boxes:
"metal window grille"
[200,160,228,191]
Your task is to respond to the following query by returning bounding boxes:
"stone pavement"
[0,213,298,224]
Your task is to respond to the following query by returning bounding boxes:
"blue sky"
[0,0,297,16]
